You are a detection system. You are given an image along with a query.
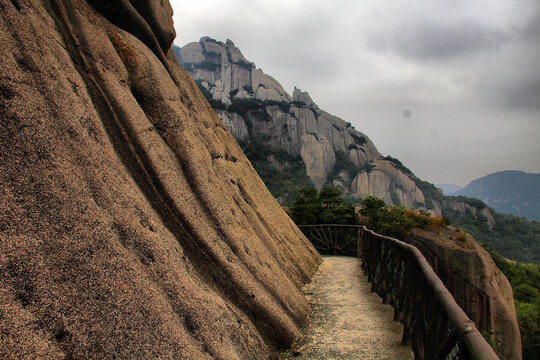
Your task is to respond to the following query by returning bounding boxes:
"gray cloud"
[519,6,540,40]
[368,21,511,61]
[499,79,540,111]
[171,0,540,185]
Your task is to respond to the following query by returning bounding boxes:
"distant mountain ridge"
[436,183,463,195]
[455,170,540,222]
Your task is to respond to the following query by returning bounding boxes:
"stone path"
[289,256,413,360]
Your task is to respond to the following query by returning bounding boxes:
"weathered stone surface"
[177,41,205,63]
[481,207,496,228]
[292,86,315,107]
[351,160,427,210]
[300,134,336,190]
[252,68,291,102]
[410,227,521,360]
[0,1,321,359]
[216,109,250,142]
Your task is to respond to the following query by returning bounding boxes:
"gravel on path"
[288,256,413,360]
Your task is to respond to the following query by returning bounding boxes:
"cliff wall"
[0,1,320,359]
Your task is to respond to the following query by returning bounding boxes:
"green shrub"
[234,59,252,69]
[227,98,264,116]
[239,140,313,203]
[350,133,367,145]
[193,60,220,71]
[359,196,447,239]
[483,246,540,360]
[251,108,271,122]
[278,102,291,113]
[515,284,540,303]
[413,201,425,209]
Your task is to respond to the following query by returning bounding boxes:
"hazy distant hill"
[436,183,463,195]
[455,171,540,222]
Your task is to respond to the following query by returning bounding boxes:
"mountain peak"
[175,37,433,210]
[293,86,316,108]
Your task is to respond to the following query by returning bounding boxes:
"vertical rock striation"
[0,1,320,359]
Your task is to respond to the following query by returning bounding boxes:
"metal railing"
[298,224,499,360]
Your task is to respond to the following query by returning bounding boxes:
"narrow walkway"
[290,256,413,360]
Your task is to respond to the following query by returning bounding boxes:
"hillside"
[0,1,320,359]
[174,37,429,209]
[436,183,463,195]
[455,170,540,222]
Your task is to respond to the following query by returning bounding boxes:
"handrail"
[298,224,499,360]
[360,226,499,360]
[404,234,491,333]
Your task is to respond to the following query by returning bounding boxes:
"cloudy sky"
[170,0,540,186]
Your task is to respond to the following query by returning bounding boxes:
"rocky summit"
[176,37,428,210]
[0,1,321,359]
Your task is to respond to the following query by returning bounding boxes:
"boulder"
[410,227,521,360]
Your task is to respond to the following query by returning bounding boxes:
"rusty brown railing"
[298,225,499,360]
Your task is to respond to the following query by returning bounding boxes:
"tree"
[290,186,357,225]
[359,196,446,239]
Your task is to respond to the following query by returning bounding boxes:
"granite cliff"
[175,37,428,209]
[0,1,321,359]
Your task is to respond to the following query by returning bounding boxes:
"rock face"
[176,38,429,209]
[0,1,321,359]
[409,227,521,360]
[445,200,496,228]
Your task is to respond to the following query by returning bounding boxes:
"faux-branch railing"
[298,224,499,360]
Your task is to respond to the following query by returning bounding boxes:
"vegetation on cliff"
[240,140,313,203]
[485,247,540,360]
[359,196,447,238]
[290,187,357,225]
[442,199,540,264]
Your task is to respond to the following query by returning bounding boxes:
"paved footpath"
[290,256,413,360]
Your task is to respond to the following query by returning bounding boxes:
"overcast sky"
[170,0,540,186]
